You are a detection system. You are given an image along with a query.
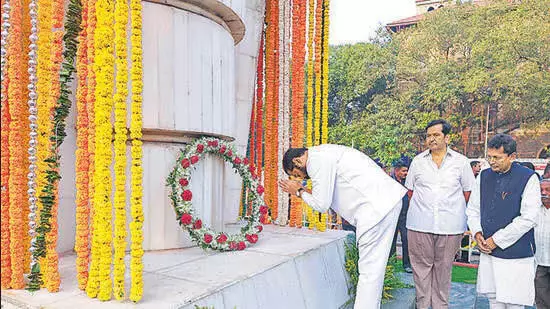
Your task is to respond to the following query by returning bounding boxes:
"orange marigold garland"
[7,0,26,289]
[289,0,306,228]
[1,0,12,290]
[74,0,90,290]
[41,0,65,291]
[264,0,279,223]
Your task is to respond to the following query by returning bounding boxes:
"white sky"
[329,0,417,45]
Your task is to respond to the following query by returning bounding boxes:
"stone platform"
[1,226,352,309]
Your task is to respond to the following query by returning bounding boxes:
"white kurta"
[300,144,407,309]
[301,144,408,230]
[466,173,542,305]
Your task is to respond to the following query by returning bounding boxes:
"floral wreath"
[167,137,268,251]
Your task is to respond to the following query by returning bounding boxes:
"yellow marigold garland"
[113,0,128,300]
[85,0,99,298]
[129,0,144,301]
[90,0,115,301]
[321,0,329,145]
[7,0,26,289]
[1,0,13,290]
[75,0,90,290]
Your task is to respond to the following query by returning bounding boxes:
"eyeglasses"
[485,155,509,163]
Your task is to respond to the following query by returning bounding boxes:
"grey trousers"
[408,230,462,309]
[536,265,550,309]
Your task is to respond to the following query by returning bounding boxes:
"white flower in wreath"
[168,137,269,251]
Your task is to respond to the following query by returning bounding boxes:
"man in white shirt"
[405,119,475,309]
[535,178,550,309]
[279,145,407,309]
[466,134,542,309]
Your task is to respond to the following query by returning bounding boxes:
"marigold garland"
[85,0,99,296]
[129,0,144,301]
[289,0,306,228]
[26,0,40,282]
[0,0,13,290]
[88,0,115,301]
[277,0,289,225]
[41,0,65,291]
[20,0,31,275]
[28,0,53,290]
[7,0,27,290]
[264,0,279,222]
[321,0,330,144]
[74,0,90,290]
[112,0,129,300]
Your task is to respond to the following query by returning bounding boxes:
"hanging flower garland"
[168,138,266,252]
[74,0,90,291]
[88,0,114,301]
[0,0,12,290]
[276,0,289,225]
[129,0,144,302]
[289,0,306,228]
[26,0,40,285]
[36,0,64,291]
[264,0,278,222]
[7,0,27,290]
[254,34,264,182]
[321,0,330,144]
[21,0,31,275]
[84,0,99,296]
[28,0,52,290]
[112,0,129,300]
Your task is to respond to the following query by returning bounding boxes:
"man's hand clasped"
[278,179,304,197]
[474,232,497,254]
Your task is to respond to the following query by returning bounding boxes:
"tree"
[329,0,550,163]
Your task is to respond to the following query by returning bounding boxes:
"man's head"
[393,160,409,181]
[486,134,517,173]
[283,148,309,179]
[543,163,550,180]
[425,119,451,152]
[541,179,550,209]
[470,160,481,177]
[519,162,535,171]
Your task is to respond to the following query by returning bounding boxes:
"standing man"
[279,145,407,309]
[390,160,412,273]
[466,134,542,308]
[405,119,475,309]
[471,160,482,178]
[535,179,550,309]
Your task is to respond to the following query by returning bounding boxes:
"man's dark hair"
[393,159,409,169]
[519,162,535,171]
[487,134,517,155]
[470,160,480,168]
[283,148,308,175]
[425,119,452,136]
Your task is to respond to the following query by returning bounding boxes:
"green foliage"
[329,0,550,161]
[342,234,408,308]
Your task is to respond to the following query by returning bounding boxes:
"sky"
[329,0,417,45]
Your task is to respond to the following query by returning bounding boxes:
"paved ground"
[383,272,536,309]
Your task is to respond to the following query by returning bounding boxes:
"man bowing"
[279,145,407,309]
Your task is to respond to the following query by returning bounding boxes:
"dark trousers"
[536,265,550,309]
[390,214,410,268]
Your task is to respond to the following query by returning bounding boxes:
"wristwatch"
[296,188,304,197]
